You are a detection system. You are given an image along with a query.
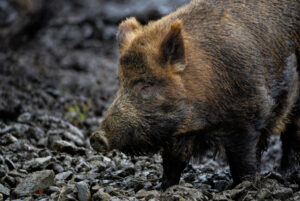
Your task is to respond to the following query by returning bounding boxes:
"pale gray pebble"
[23,156,52,170]
[17,113,32,123]
[0,133,18,145]
[55,171,73,181]
[53,164,64,173]
[52,140,85,155]
[0,183,10,196]
[110,197,122,201]
[76,181,91,201]
[92,189,111,201]
[13,170,55,197]
[58,184,77,201]
[49,186,60,193]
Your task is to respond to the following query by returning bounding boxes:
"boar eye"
[134,81,154,98]
[141,84,151,90]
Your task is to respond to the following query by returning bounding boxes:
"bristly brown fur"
[91,0,300,190]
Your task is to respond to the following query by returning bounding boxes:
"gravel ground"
[0,0,299,200]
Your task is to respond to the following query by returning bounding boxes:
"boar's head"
[90,18,202,155]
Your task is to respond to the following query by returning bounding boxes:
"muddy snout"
[90,130,109,153]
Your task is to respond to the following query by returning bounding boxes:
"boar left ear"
[117,17,142,51]
[160,19,185,72]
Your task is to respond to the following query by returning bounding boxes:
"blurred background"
[0,0,188,132]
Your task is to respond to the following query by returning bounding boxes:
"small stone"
[0,165,8,178]
[109,197,122,201]
[63,131,84,146]
[293,191,300,200]
[289,184,299,192]
[75,159,91,172]
[241,191,256,200]
[8,169,27,178]
[0,133,18,145]
[235,180,252,189]
[62,155,72,168]
[272,187,293,200]
[13,170,55,197]
[0,126,12,135]
[163,185,208,201]
[12,124,30,138]
[135,189,160,199]
[58,184,77,201]
[48,186,60,193]
[24,156,52,170]
[227,189,244,200]
[264,172,284,183]
[53,140,85,155]
[11,198,31,201]
[212,193,234,201]
[76,181,91,201]
[32,127,45,141]
[5,158,15,170]
[257,188,271,200]
[74,174,86,182]
[0,183,10,196]
[143,181,152,189]
[91,184,101,192]
[53,164,64,173]
[66,123,85,139]
[55,171,73,181]
[38,149,52,158]
[17,113,32,123]
[92,189,111,201]
[213,180,229,192]
[37,137,48,147]
[4,175,16,187]
[47,130,62,148]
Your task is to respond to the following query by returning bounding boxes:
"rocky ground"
[0,0,299,200]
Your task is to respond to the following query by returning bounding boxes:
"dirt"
[0,0,299,200]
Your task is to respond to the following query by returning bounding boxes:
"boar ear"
[117,17,142,50]
[160,19,185,72]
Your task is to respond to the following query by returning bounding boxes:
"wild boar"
[90,0,300,190]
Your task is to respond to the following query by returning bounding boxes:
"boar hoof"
[90,131,109,153]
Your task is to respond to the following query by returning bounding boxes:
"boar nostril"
[90,131,109,152]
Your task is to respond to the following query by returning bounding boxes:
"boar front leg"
[161,149,189,191]
[161,137,199,191]
[224,130,259,184]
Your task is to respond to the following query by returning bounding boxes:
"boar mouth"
[117,132,165,156]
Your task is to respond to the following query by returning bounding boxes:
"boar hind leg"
[280,115,300,178]
[280,50,300,178]
[224,131,259,184]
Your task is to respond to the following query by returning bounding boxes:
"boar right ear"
[117,17,141,50]
[160,19,185,72]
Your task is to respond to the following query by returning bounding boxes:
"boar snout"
[90,130,109,153]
